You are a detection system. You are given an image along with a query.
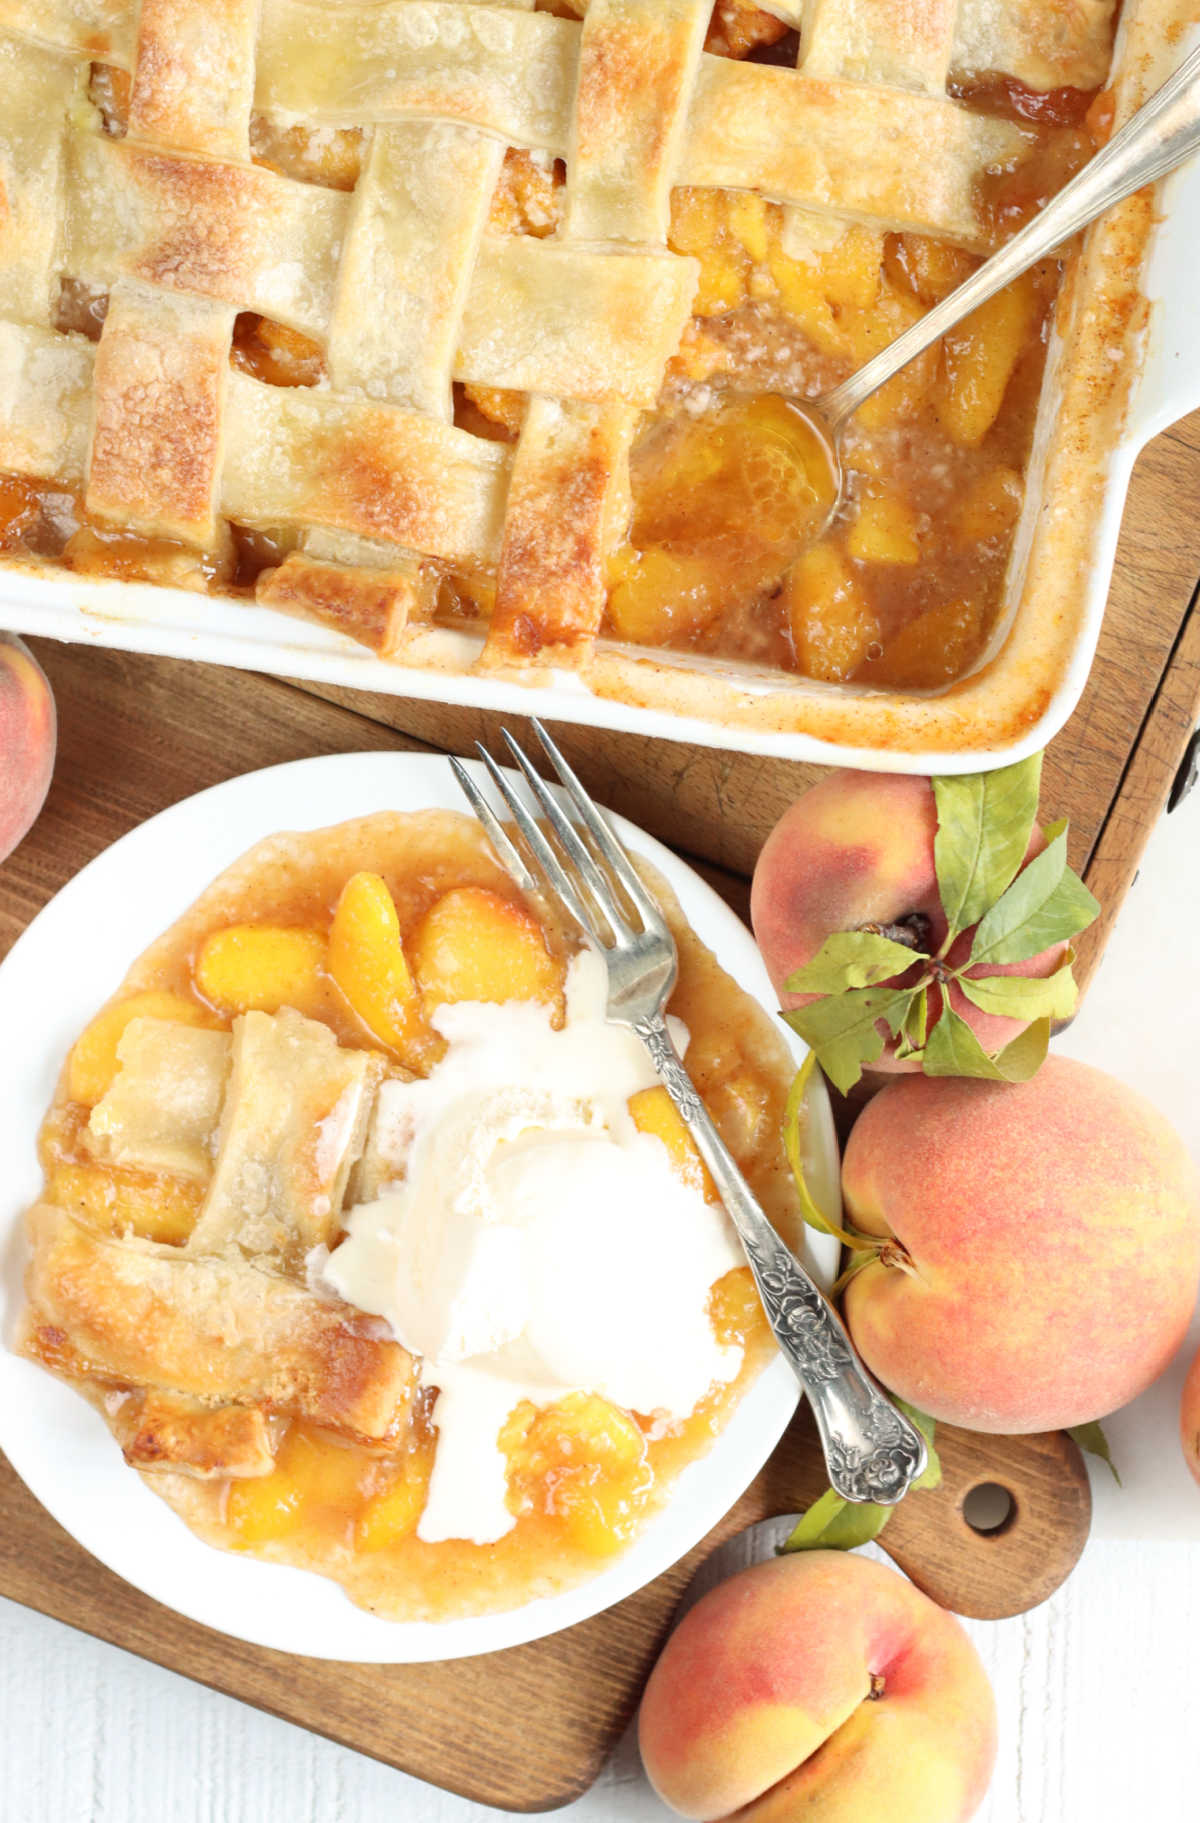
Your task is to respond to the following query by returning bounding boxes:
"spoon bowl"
[781,39,1200,532]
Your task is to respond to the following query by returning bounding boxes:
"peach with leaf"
[750,756,1098,1092]
[0,633,55,864]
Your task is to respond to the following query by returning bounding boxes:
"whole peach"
[750,769,1066,1071]
[639,1551,996,1823]
[842,1057,1200,1432]
[0,634,55,863]
[1181,1344,1200,1487]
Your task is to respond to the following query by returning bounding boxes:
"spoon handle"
[822,40,1200,431]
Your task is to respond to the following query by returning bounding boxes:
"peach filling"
[40,822,788,1603]
[0,49,1096,693]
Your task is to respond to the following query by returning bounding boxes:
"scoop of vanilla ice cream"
[323,951,745,1544]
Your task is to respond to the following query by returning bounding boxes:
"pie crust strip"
[21,1204,416,1442]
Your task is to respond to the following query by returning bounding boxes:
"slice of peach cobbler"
[17,810,804,1620]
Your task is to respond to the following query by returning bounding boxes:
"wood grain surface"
[0,411,1196,1812]
[0,1402,1090,1813]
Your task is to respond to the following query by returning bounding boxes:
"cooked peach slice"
[606,546,722,646]
[193,924,326,1017]
[783,545,879,684]
[46,1161,204,1245]
[670,187,748,314]
[936,271,1038,446]
[629,1086,718,1201]
[766,245,843,357]
[868,597,987,690]
[356,1438,436,1551]
[227,1424,369,1548]
[67,990,216,1106]
[527,1395,651,1556]
[409,887,562,1009]
[886,232,977,305]
[846,492,921,565]
[507,1394,651,1556]
[848,283,937,430]
[328,871,425,1053]
[726,191,770,264]
[709,1267,764,1347]
[822,225,883,313]
[707,1067,773,1159]
[954,466,1023,545]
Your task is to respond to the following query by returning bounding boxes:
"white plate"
[0,751,839,1663]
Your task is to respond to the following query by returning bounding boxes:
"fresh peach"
[1181,1344,1200,1487]
[750,769,1066,1070]
[842,1057,1200,1432]
[639,1551,996,1822]
[0,634,55,863]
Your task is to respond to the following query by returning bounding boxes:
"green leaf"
[906,985,929,1051]
[784,985,917,1095]
[923,1003,1051,1081]
[957,955,1079,1023]
[780,1489,893,1554]
[782,1053,871,1252]
[895,1399,942,1492]
[1068,1420,1122,1486]
[933,754,1043,942]
[783,930,927,997]
[969,829,1100,967]
[991,1017,1052,1079]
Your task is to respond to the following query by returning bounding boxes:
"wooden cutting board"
[0,408,1196,1811]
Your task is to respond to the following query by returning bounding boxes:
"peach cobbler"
[0,1,1132,697]
[16,811,804,1620]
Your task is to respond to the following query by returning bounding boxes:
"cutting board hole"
[961,1481,1016,1536]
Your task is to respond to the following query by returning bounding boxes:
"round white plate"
[0,751,838,1663]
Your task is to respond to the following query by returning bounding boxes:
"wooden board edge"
[1072,583,1200,992]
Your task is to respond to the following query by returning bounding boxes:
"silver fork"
[451,720,927,1507]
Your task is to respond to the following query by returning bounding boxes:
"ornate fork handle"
[634,1015,926,1506]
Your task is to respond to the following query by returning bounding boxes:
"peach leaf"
[933,752,1042,941]
[968,829,1099,967]
[784,983,916,1094]
[923,1003,1050,1080]
[784,929,928,996]
[1067,1421,1121,1486]
[957,953,1079,1022]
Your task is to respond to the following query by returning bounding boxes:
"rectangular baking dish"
[0,0,1196,775]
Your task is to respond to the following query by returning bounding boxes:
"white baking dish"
[1,10,1196,773]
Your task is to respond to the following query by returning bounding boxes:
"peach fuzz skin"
[638,1552,996,1823]
[1181,1344,1200,1487]
[0,635,55,864]
[842,1057,1200,1433]
[749,770,1064,1070]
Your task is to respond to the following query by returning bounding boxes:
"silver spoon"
[791,40,1200,532]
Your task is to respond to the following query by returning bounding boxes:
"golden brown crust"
[108,1389,280,1478]
[22,1205,415,1442]
[482,398,636,666]
[187,1008,382,1266]
[0,0,1169,752]
[256,553,429,657]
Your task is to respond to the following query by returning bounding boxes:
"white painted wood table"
[2,784,1198,1823]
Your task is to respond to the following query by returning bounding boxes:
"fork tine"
[499,730,631,939]
[472,743,600,944]
[449,757,539,895]
[530,720,668,932]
